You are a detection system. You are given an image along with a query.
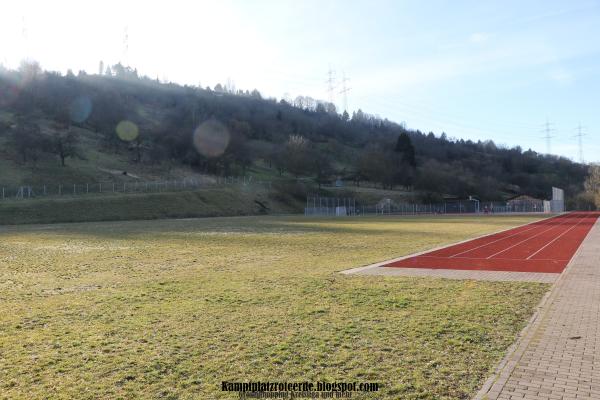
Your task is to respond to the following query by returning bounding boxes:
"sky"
[1,0,599,162]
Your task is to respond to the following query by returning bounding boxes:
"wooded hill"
[0,62,589,202]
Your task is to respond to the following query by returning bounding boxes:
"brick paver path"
[475,218,600,400]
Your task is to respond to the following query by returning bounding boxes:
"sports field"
[386,212,599,273]
[0,215,551,399]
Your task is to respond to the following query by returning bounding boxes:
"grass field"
[0,215,549,399]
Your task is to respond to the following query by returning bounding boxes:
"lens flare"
[69,96,92,123]
[0,85,20,108]
[116,120,139,142]
[193,120,230,158]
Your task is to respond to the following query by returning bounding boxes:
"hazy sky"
[2,0,599,162]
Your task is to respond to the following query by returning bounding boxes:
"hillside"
[0,62,590,205]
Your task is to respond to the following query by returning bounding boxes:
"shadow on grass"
[0,214,545,246]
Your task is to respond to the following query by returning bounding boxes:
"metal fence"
[1,176,272,200]
[304,197,358,216]
[304,196,555,217]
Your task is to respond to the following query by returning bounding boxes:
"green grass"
[0,186,304,225]
[0,215,549,399]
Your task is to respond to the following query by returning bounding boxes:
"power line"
[356,94,541,140]
[338,71,351,112]
[355,93,539,130]
[540,119,556,154]
[573,123,586,164]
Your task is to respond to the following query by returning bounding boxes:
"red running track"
[384,212,600,273]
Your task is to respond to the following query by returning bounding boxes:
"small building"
[507,194,541,202]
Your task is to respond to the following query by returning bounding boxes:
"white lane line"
[418,255,569,262]
[340,213,560,275]
[448,215,564,258]
[525,214,591,260]
[485,214,576,259]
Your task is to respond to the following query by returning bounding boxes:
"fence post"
[86,183,89,194]
[73,184,76,195]
[99,183,102,193]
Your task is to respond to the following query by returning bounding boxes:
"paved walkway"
[475,217,600,400]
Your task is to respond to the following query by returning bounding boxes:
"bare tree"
[50,129,80,166]
[11,119,43,163]
[584,163,600,207]
[312,149,333,188]
[283,135,311,178]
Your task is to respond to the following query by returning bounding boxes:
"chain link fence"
[1,176,272,201]
[305,196,557,217]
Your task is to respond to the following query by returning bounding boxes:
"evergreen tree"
[394,132,416,167]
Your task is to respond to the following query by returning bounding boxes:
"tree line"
[0,61,591,204]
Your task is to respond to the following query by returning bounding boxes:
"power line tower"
[21,16,27,40]
[338,72,351,112]
[540,119,556,155]
[573,123,586,164]
[21,16,29,60]
[122,26,129,65]
[325,66,336,105]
